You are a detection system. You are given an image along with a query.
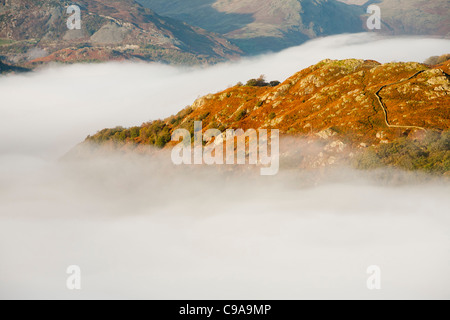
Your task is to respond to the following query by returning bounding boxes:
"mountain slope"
[0,0,242,65]
[139,0,450,54]
[83,58,450,173]
[2,0,447,64]
[0,60,29,74]
[138,0,365,54]
[375,0,450,37]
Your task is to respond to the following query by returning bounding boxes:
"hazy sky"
[0,33,449,299]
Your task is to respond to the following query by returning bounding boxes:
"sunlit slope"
[84,59,449,173]
[88,59,448,143]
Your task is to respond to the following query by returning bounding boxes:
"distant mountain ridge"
[138,0,366,54]
[138,0,450,54]
[373,0,450,37]
[1,0,449,66]
[0,0,242,65]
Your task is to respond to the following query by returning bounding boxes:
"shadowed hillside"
[139,0,450,54]
[139,0,365,54]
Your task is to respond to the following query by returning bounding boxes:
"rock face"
[0,0,242,65]
[84,59,449,172]
[90,23,130,44]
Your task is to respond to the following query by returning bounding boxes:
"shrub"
[246,75,268,87]
[353,149,382,170]
[354,131,450,174]
[270,81,281,87]
[235,109,247,121]
[155,131,171,148]
[130,127,140,139]
[246,76,281,87]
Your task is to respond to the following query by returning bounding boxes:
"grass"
[0,39,13,46]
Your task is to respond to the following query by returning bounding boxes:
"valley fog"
[1,33,449,158]
[0,33,449,299]
[0,151,449,299]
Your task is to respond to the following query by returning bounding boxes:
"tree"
[246,75,268,87]
[270,81,281,87]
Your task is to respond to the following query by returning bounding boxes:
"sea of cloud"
[1,33,449,158]
[0,33,449,299]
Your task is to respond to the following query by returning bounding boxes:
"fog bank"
[0,152,449,299]
[0,33,449,299]
[1,33,449,159]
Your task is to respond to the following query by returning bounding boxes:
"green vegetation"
[354,131,450,174]
[0,39,13,46]
[86,107,195,148]
[86,121,172,148]
[246,75,280,87]
[235,109,248,121]
[270,81,281,87]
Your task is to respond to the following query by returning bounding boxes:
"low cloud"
[1,33,449,158]
[0,151,449,299]
[0,33,449,299]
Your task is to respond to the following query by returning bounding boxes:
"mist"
[0,33,449,299]
[1,33,449,158]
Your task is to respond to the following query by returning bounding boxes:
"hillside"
[0,0,242,66]
[138,0,365,54]
[376,0,450,37]
[138,0,449,54]
[1,0,448,65]
[83,58,450,174]
[340,0,450,37]
[0,60,29,74]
